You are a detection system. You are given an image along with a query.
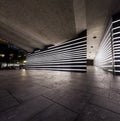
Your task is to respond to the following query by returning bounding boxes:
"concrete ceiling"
[0,0,120,59]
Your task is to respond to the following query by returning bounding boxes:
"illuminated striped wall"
[26,31,87,72]
[94,20,113,72]
[112,14,120,74]
[95,13,120,74]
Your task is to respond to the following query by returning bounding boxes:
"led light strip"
[28,65,86,68]
[113,36,120,40]
[114,65,120,67]
[114,70,120,73]
[113,44,120,47]
[112,26,120,31]
[112,19,120,24]
[27,68,87,72]
[112,32,120,36]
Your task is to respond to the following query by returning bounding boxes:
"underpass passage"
[0,66,120,121]
[0,0,120,120]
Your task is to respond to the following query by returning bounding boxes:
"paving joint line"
[5,89,22,104]
[73,93,94,121]
[27,103,54,121]
[41,95,78,114]
[89,102,120,115]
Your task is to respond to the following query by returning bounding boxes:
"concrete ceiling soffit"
[0,0,77,45]
[0,25,34,52]
[73,0,86,34]
[85,0,120,59]
[0,14,46,50]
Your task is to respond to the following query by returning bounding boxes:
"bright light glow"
[24,60,27,63]
[21,69,26,76]
[108,69,113,72]
[0,54,5,57]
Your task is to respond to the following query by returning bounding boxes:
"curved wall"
[27,31,87,72]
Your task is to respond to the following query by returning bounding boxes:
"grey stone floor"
[0,66,120,121]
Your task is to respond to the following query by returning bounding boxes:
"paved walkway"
[0,66,120,121]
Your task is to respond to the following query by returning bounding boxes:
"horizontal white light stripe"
[28,65,86,68]
[114,60,120,62]
[113,46,120,49]
[112,26,120,31]
[113,41,120,44]
[114,70,120,73]
[113,36,120,40]
[108,69,113,72]
[112,31,120,36]
[49,36,87,49]
[112,19,120,24]
[114,65,120,67]
[113,51,120,54]
[27,67,86,72]
[113,56,120,58]
[113,43,120,47]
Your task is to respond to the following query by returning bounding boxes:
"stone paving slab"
[77,104,120,121]
[89,95,120,114]
[0,96,53,121]
[0,67,120,120]
[0,94,19,112]
[30,104,77,121]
